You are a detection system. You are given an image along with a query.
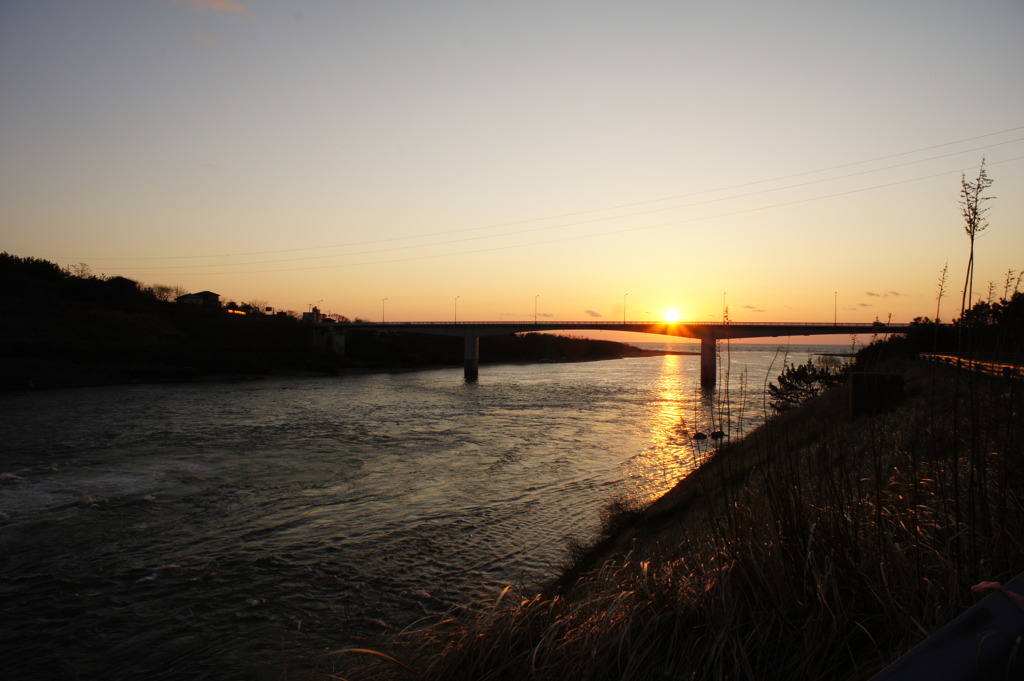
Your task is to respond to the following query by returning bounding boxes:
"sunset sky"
[2,1,1022,336]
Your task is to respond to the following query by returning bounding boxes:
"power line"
[105,137,1024,272]
[116,154,1024,277]
[64,126,1024,263]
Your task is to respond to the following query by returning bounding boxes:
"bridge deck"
[327,320,912,340]
[320,320,919,384]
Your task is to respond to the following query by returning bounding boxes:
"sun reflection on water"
[622,353,721,504]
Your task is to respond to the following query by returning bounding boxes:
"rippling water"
[0,344,841,679]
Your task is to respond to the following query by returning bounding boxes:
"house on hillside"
[175,291,221,307]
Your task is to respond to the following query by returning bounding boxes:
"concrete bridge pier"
[329,328,345,356]
[700,338,716,387]
[317,327,346,356]
[464,331,479,381]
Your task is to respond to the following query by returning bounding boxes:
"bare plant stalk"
[1003,268,1018,300]
[935,261,948,323]
[958,159,995,320]
[934,262,948,351]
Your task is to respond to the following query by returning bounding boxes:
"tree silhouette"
[768,357,849,412]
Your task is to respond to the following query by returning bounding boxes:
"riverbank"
[338,357,1023,680]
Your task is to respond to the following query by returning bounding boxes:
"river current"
[0,343,844,679]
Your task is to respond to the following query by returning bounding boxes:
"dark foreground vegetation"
[335,295,1023,681]
[0,253,655,390]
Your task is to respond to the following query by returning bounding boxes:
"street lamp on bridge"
[454,296,459,323]
[382,297,388,323]
[534,295,540,324]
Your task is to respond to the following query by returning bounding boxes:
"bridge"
[321,320,912,386]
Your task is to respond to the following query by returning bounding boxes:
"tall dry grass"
[329,357,1022,681]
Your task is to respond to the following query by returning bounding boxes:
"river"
[0,343,845,680]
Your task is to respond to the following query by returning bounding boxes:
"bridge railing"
[333,320,907,328]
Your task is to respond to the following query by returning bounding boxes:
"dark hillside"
[1,254,349,388]
[1,253,654,389]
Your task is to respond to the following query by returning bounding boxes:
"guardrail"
[921,353,1023,380]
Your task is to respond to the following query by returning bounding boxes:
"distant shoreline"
[1,344,699,392]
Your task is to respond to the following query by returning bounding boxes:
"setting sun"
[664,309,681,323]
